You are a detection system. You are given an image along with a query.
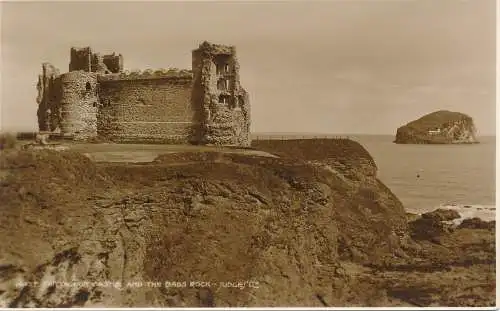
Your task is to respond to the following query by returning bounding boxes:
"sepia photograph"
[0,0,496,308]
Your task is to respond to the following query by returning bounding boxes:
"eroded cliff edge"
[394,110,479,144]
[0,139,494,307]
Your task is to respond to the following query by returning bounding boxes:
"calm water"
[353,135,495,215]
[253,133,496,219]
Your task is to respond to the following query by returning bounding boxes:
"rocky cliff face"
[0,141,494,307]
[0,141,411,307]
[394,110,479,144]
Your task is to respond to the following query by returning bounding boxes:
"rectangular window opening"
[217,79,229,91]
[218,95,226,104]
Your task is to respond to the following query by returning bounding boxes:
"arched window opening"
[85,82,92,92]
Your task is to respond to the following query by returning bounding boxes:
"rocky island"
[394,110,479,144]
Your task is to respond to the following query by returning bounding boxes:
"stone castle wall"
[97,75,198,143]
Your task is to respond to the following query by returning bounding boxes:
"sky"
[0,0,496,135]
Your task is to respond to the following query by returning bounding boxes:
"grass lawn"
[63,142,276,162]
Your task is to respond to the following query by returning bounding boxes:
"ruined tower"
[59,71,99,139]
[36,63,61,132]
[192,41,251,146]
[102,53,124,73]
[70,47,123,74]
[69,47,92,72]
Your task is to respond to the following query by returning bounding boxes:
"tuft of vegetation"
[404,110,473,131]
[0,132,18,150]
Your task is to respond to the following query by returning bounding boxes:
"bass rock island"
[394,110,479,144]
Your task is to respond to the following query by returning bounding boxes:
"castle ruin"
[36,41,251,146]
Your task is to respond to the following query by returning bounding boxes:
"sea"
[252,133,496,222]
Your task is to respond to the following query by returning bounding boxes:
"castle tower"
[192,41,251,146]
[102,53,124,73]
[69,47,92,72]
[59,71,99,140]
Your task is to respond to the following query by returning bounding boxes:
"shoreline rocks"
[458,217,495,230]
[421,208,461,222]
[408,208,495,242]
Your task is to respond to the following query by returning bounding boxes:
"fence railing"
[252,135,351,141]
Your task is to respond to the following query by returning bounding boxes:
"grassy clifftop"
[251,138,378,178]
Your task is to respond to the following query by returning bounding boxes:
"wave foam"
[437,203,496,224]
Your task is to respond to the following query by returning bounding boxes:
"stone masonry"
[36,63,61,132]
[192,42,251,146]
[35,42,251,146]
[59,71,99,140]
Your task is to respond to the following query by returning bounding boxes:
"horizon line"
[0,129,496,137]
[251,132,497,137]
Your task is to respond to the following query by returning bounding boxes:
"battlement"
[97,68,193,82]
